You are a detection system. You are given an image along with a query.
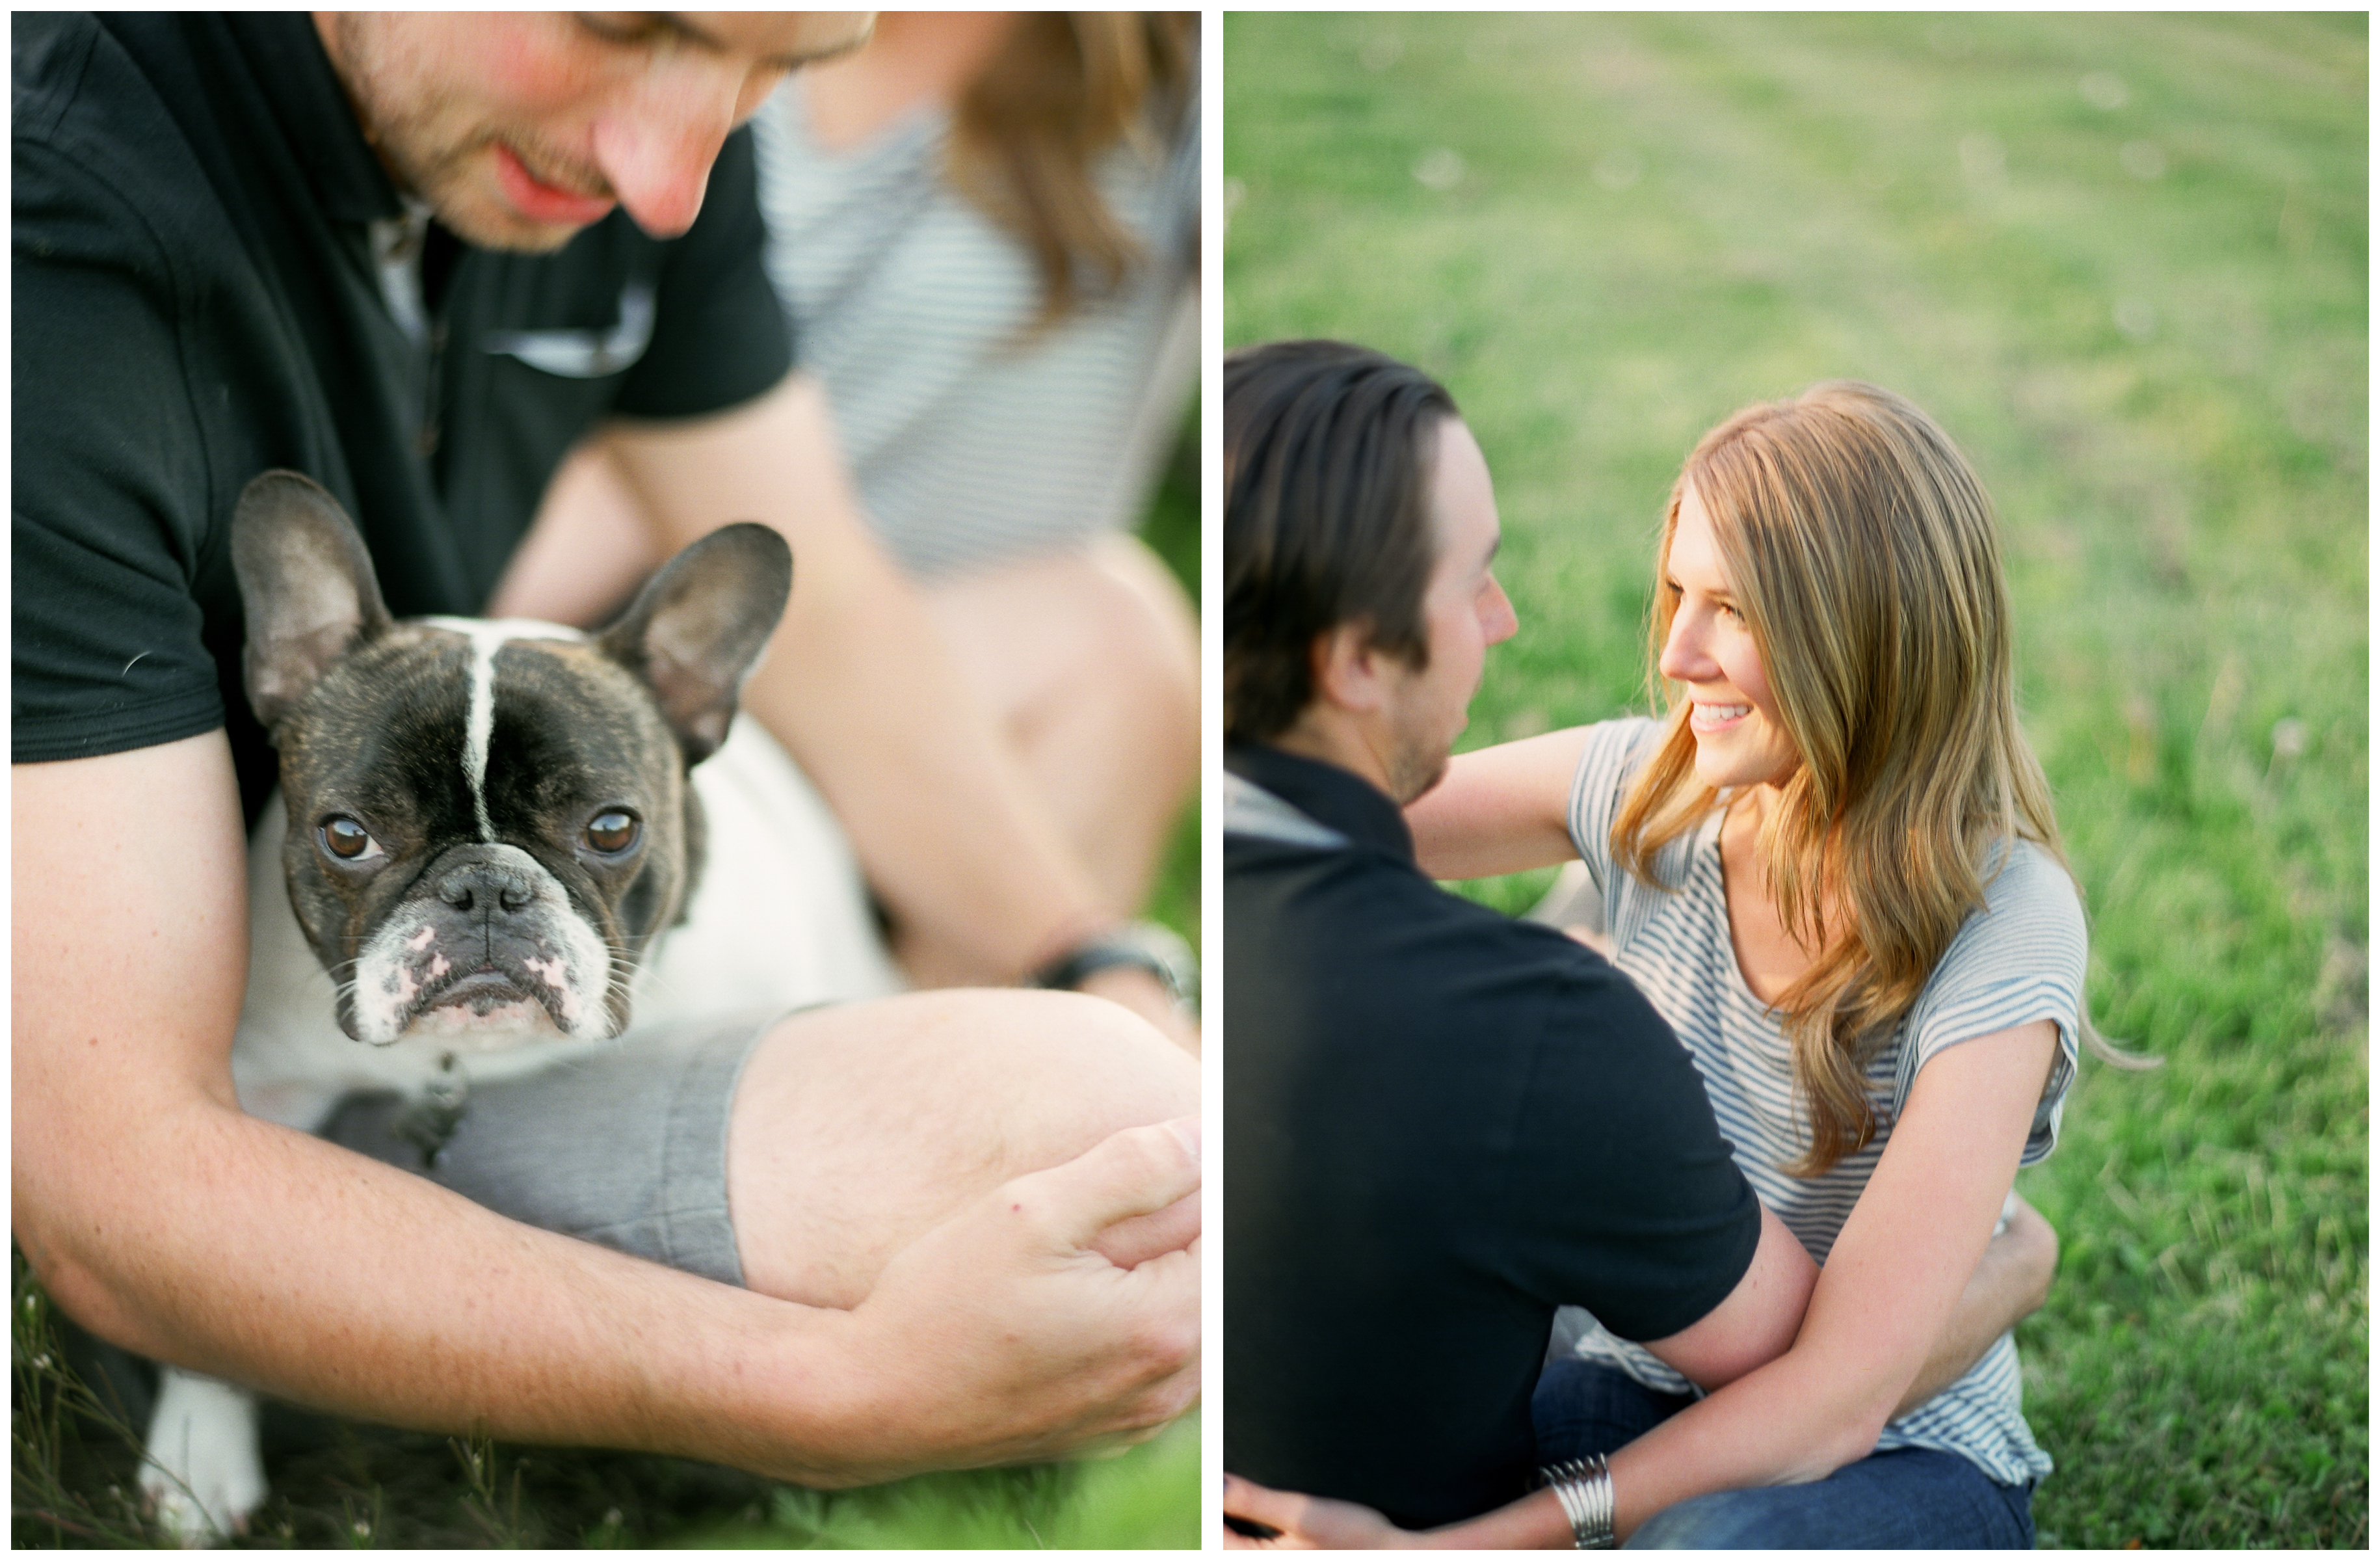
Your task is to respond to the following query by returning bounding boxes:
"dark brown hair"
[949,12,1197,326]
[1224,340,1457,744]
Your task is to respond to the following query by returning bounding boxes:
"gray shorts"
[318,1007,791,1288]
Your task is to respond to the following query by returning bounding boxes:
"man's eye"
[321,816,384,863]
[576,12,664,47]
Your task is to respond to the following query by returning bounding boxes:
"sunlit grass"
[1227,11,2364,1548]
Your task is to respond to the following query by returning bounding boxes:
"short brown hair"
[1224,340,1456,743]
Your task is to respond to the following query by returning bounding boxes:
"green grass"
[14,1255,1199,1549]
[1228,12,2364,1549]
[11,416,1206,1551]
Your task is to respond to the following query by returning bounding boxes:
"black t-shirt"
[12,13,794,823]
[1223,743,1761,1530]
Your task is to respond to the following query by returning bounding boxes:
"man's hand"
[826,1118,1202,1480]
[1222,1473,1415,1549]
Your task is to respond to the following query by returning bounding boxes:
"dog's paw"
[140,1369,267,1547]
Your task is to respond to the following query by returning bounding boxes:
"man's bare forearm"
[18,1095,880,1484]
[742,550,1106,977]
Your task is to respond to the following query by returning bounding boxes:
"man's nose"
[1483,574,1520,645]
[590,65,743,238]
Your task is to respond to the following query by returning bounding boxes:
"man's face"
[318,12,876,251]
[1377,418,1518,804]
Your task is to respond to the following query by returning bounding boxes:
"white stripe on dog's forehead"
[417,618,588,844]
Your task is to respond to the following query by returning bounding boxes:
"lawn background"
[10,418,1204,1550]
[1226,10,2364,1549]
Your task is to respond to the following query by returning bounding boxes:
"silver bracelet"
[1535,1454,1615,1549]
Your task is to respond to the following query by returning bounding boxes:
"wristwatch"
[1029,920,1200,1014]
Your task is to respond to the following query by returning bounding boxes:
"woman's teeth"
[1691,703,1751,730]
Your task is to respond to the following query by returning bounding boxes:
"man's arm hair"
[12,734,1197,1483]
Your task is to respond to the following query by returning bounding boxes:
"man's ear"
[1309,620,1395,717]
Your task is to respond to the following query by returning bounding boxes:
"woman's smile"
[1689,701,1753,732]
[1660,481,1801,790]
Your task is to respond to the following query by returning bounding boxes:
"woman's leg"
[914,533,1200,922]
[1623,1447,2034,1550]
[319,989,1198,1303]
[726,988,1198,1306]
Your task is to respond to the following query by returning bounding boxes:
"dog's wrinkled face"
[231,471,791,1047]
[274,620,692,1044]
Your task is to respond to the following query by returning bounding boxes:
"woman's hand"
[1222,1473,1418,1549]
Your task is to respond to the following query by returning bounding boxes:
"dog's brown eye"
[586,810,639,854]
[321,816,381,862]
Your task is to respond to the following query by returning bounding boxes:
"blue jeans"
[1532,1359,2035,1549]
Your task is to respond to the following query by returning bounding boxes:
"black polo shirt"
[12,12,793,823]
[1223,742,1761,1530]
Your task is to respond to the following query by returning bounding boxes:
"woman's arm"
[1223,1021,2059,1549]
[1494,1019,2061,1544]
[1894,1188,2058,1418]
[598,377,1185,1037]
[1405,728,1592,881]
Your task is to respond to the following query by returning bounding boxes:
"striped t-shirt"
[750,78,1199,582]
[1556,717,2083,1488]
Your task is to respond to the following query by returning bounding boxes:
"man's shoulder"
[15,14,219,269]
[18,15,169,159]
[1227,836,1639,1027]
[13,14,98,141]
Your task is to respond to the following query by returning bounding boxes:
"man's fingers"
[1088,1185,1200,1268]
[1222,1473,1302,1532]
[1010,1115,1202,1249]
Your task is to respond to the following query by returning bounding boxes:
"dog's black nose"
[438,861,533,915]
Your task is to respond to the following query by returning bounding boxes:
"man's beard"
[328,16,602,254]
[1382,730,1450,807]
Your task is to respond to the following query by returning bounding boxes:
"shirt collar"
[1225,743,1416,862]
[225,12,406,226]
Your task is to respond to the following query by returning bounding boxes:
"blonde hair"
[949,13,1196,327]
[1613,381,2111,1176]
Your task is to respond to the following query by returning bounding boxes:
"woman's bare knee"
[726,989,1194,1308]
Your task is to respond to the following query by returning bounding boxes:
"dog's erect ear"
[596,522,792,766]
[232,471,394,732]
